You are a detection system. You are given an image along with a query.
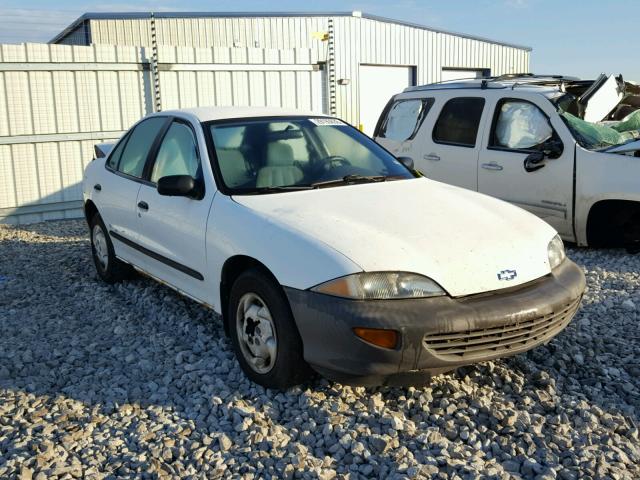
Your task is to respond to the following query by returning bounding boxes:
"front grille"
[423,297,581,360]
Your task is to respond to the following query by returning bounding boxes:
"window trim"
[487,97,563,155]
[376,97,435,142]
[432,97,486,149]
[145,117,205,197]
[104,115,172,187]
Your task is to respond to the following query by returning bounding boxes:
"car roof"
[157,106,330,122]
[402,74,589,99]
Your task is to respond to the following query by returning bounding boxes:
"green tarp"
[561,111,637,149]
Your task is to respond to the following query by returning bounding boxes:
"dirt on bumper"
[284,260,586,386]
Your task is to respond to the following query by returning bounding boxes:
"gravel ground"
[0,219,638,480]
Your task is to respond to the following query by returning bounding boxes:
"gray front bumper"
[284,260,585,386]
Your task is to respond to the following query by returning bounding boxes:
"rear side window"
[116,117,167,178]
[106,136,127,170]
[433,97,485,147]
[378,98,434,141]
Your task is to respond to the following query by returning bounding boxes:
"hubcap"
[92,225,109,270]
[236,292,277,374]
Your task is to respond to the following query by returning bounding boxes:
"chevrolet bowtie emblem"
[497,269,517,281]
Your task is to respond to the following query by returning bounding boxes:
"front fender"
[575,146,640,245]
[205,194,362,311]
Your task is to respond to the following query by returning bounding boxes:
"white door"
[135,119,213,302]
[441,69,487,82]
[477,95,575,239]
[412,93,489,191]
[359,65,414,136]
[99,116,169,264]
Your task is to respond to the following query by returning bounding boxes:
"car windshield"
[206,117,414,194]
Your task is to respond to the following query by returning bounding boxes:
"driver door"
[477,95,575,239]
[135,118,213,302]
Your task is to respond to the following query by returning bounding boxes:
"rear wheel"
[90,213,133,283]
[228,268,312,388]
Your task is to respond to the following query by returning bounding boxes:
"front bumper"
[284,260,585,386]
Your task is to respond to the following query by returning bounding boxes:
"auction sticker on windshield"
[309,118,345,126]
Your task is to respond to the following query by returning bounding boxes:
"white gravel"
[0,219,638,480]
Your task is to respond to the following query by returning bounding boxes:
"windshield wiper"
[251,185,314,194]
[310,174,390,189]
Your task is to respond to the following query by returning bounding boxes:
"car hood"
[233,178,558,297]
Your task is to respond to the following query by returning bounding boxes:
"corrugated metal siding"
[0,43,148,224]
[0,43,323,224]
[85,14,529,125]
[55,23,89,46]
[154,46,324,112]
[332,16,529,124]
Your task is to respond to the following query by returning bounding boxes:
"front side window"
[378,98,434,141]
[116,117,167,178]
[433,97,485,147]
[208,117,414,193]
[491,100,553,150]
[151,122,200,183]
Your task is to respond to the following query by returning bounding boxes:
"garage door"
[441,68,489,82]
[359,65,414,135]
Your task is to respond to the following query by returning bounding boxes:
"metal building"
[52,11,531,133]
[0,12,531,225]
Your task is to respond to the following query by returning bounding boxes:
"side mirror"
[542,138,563,159]
[524,151,545,173]
[397,156,415,170]
[157,175,202,199]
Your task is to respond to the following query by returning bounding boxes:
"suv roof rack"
[404,73,583,93]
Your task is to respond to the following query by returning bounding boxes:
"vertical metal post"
[327,19,337,116]
[150,12,162,112]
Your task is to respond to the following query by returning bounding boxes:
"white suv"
[374,74,640,251]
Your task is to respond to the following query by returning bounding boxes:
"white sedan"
[83,107,585,388]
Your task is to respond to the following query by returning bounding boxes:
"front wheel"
[228,268,312,389]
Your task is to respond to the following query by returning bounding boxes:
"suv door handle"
[481,162,504,171]
[424,153,440,162]
[137,201,149,211]
[93,184,102,191]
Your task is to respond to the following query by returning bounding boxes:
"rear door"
[374,96,434,164]
[99,116,169,263]
[412,93,488,191]
[135,117,213,302]
[477,94,575,239]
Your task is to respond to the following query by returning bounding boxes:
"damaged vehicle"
[374,73,640,250]
[83,107,585,388]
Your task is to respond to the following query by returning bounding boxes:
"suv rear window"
[377,98,434,141]
[433,97,485,147]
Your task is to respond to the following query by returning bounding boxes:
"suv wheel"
[228,268,312,389]
[90,213,133,283]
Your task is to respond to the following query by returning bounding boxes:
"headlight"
[547,234,566,270]
[311,272,446,300]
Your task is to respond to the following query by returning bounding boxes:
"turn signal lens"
[353,327,399,349]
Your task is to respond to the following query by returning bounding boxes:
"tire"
[90,213,133,283]
[228,268,312,389]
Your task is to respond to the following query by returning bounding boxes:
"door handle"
[137,201,149,211]
[481,162,504,171]
[93,184,102,191]
[424,153,441,162]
